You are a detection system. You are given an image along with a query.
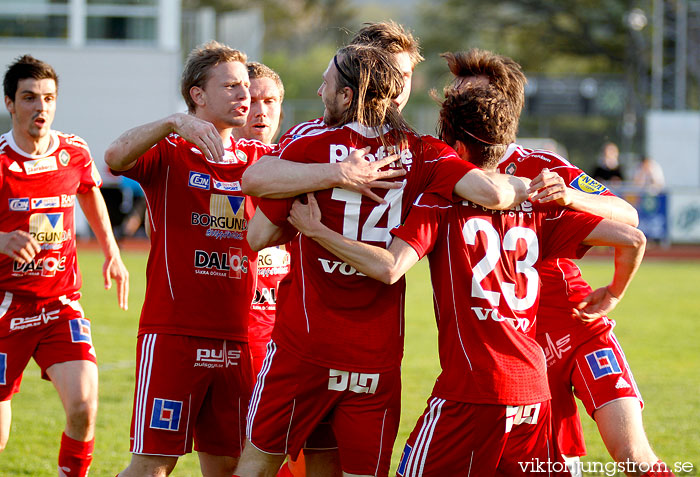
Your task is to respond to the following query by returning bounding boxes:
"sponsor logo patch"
[29,212,69,248]
[12,251,66,277]
[193,247,249,279]
[188,171,210,190]
[69,318,92,344]
[569,172,608,195]
[9,198,29,211]
[23,157,58,175]
[150,398,183,431]
[585,348,622,379]
[61,194,74,207]
[191,194,247,240]
[213,179,241,192]
[194,348,241,368]
[0,353,6,385]
[9,307,60,331]
[31,196,60,209]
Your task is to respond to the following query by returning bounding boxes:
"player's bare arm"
[453,168,531,210]
[0,230,41,264]
[247,207,298,251]
[529,168,639,226]
[105,113,224,171]
[77,188,129,310]
[573,219,646,322]
[241,147,405,203]
[288,193,419,284]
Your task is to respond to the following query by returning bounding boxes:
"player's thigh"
[247,341,340,459]
[34,302,97,383]
[130,334,214,456]
[45,359,98,416]
[197,451,238,477]
[592,397,655,462]
[538,328,587,457]
[331,366,400,477]
[571,330,643,418]
[193,340,254,458]
[397,398,507,477]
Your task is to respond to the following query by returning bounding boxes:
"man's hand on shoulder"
[336,146,406,203]
[170,113,225,163]
[0,230,41,264]
[528,169,572,206]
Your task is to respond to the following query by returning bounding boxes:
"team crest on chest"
[505,163,517,175]
[235,149,248,164]
[59,150,70,166]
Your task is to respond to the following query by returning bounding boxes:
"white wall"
[646,110,700,188]
[0,46,182,184]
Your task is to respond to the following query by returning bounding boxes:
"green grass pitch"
[2,249,698,475]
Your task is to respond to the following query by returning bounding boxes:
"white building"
[0,0,183,184]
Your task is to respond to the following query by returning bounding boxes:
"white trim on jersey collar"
[344,121,391,138]
[2,129,59,159]
[497,142,520,166]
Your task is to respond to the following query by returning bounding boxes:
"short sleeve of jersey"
[72,137,102,194]
[420,136,477,200]
[539,206,604,261]
[391,193,449,258]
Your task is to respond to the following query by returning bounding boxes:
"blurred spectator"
[118,176,147,239]
[633,156,665,193]
[593,141,624,185]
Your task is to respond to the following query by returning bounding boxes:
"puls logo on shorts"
[9,307,60,331]
[541,332,572,367]
[194,348,241,368]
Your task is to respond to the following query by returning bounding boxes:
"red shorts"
[130,333,253,457]
[397,397,567,476]
[0,291,96,401]
[538,324,643,457]
[247,341,400,476]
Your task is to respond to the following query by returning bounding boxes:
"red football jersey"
[497,143,617,334]
[0,130,101,300]
[113,134,272,341]
[249,245,290,345]
[392,194,602,404]
[259,122,476,372]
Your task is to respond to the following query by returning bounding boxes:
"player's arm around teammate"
[105,112,225,171]
[288,190,646,300]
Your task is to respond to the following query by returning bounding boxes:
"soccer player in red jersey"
[105,42,273,477]
[286,53,646,476]
[455,48,675,477]
[0,54,129,477]
[235,42,531,477]
[233,62,305,477]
